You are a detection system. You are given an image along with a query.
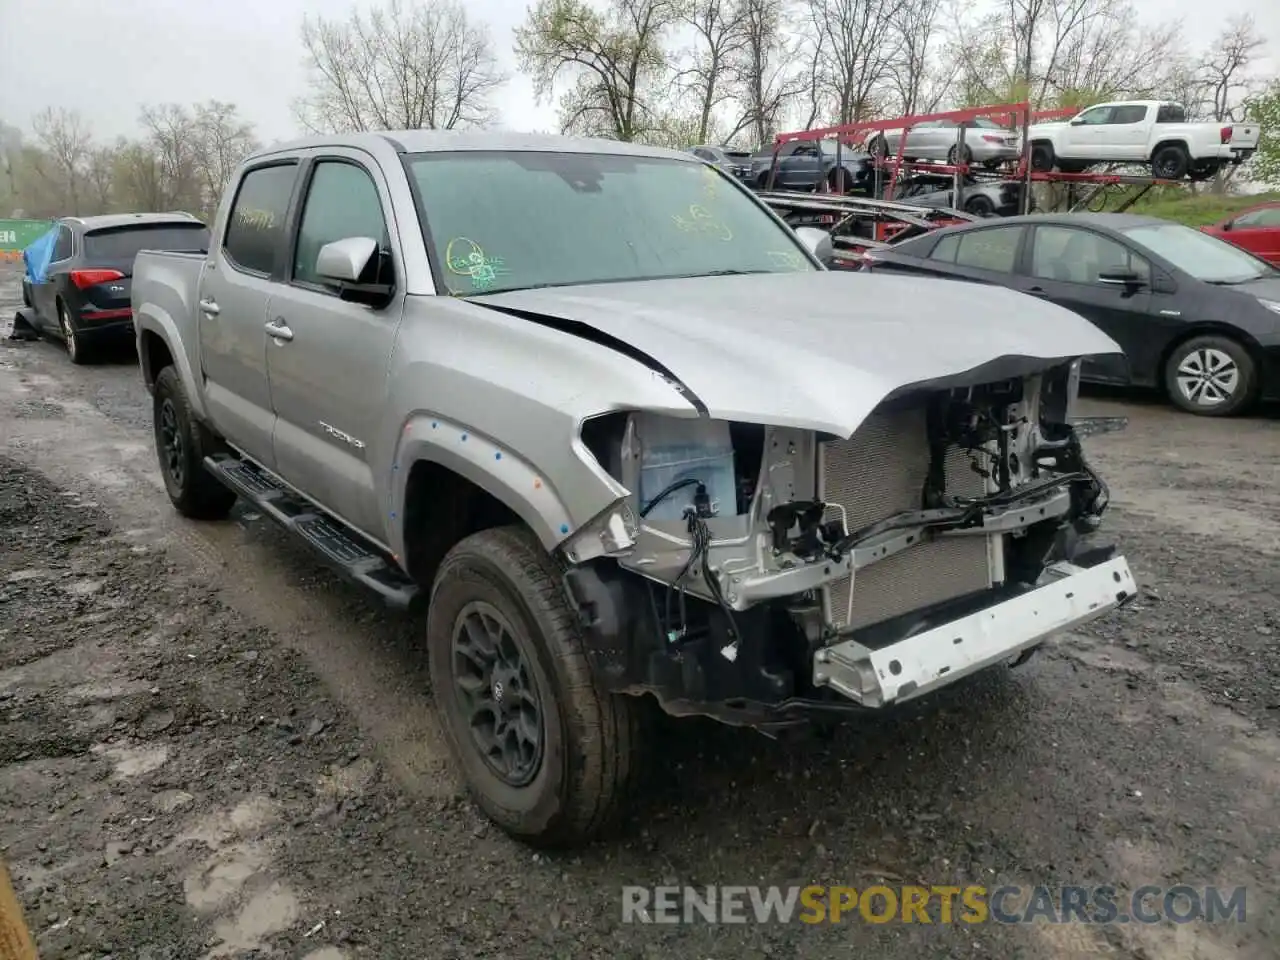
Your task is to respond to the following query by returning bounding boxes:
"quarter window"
[223,163,298,275]
[52,225,73,261]
[1031,226,1150,284]
[292,161,391,288]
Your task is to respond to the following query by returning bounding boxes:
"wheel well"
[1150,139,1189,160]
[401,461,522,587]
[139,330,174,389]
[1156,324,1263,388]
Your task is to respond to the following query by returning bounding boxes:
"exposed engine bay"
[563,359,1130,730]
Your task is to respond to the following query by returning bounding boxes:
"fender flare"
[387,413,581,559]
[135,311,207,421]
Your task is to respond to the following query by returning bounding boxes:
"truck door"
[198,160,302,470]
[265,153,402,541]
[1106,104,1150,161]
[1061,105,1114,160]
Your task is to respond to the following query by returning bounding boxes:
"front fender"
[386,413,601,559]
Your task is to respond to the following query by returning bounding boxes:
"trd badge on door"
[318,421,366,449]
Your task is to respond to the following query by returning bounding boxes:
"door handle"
[265,318,294,341]
[198,298,220,315]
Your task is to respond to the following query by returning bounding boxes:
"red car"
[1201,201,1280,265]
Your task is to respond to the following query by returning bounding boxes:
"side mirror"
[1097,268,1144,287]
[1220,220,1233,232]
[794,226,835,265]
[315,236,394,307]
[316,236,378,283]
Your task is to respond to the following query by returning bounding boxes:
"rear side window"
[1110,105,1148,124]
[1156,104,1186,123]
[223,163,298,275]
[83,224,210,261]
[931,226,1023,273]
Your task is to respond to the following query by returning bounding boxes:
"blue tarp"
[22,226,58,284]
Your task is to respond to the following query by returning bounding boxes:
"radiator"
[819,403,995,633]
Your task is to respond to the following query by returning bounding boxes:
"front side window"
[223,162,298,275]
[293,161,391,287]
[1076,106,1115,125]
[405,150,818,296]
[1121,222,1277,284]
[1031,226,1150,284]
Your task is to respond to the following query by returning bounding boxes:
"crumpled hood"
[472,271,1122,438]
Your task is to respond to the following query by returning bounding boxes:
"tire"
[867,135,888,160]
[1151,144,1190,180]
[152,366,238,519]
[1163,335,1256,417]
[947,144,973,166]
[1030,142,1055,172]
[58,301,94,365]
[21,280,32,308]
[427,525,645,847]
[964,194,996,217]
[1188,162,1221,183]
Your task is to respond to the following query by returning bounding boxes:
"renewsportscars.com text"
[620,884,1247,925]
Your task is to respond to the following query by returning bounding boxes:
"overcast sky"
[0,0,1275,145]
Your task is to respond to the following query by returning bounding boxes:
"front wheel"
[964,194,996,217]
[427,525,645,847]
[152,366,238,519]
[1030,142,1055,172]
[1164,335,1256,416]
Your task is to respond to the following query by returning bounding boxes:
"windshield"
[84,223,209,260]
[405,151,816,295]
[1121,222,1276,284]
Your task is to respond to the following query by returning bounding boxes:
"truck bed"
[131,250,206,396]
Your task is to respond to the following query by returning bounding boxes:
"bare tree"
[885,0,951,115]
[516,0,680,140]
[1198,15,1266,122]
[190,101,259,216]
[84,146,119,213]
[139,104,203,211]
[676,0,749,143]
[296,0,507,133]
[808,0,900,124]
[726,0,803,145]
[1048,3,1182,102]
[32,107,92,215]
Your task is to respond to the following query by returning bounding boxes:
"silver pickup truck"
[132,131,1135,847]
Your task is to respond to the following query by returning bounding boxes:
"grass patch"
[1112,187,1280,225]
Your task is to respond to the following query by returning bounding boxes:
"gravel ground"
[2,264,1279,959]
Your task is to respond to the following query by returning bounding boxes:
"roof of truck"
[249,130,697,163]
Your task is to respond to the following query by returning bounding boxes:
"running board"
[204,454,422,612]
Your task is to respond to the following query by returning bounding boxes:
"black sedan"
[23,213,209,365]
[860,213,1280,416]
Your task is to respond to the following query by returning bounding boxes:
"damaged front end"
[561,359,1135,731]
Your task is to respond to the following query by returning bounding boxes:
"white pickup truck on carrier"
[1027,100,1260,180]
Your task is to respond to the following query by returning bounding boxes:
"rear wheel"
[947,144,973,166]
[1151,144,1190,180]
[1163,335,1256,417]
[427,525,645,847]
[964,194,996,217]
[152,366,238,519]
[58,301,95,365]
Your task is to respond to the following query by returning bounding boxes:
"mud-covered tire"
[152,366,237,519]
[427,525,645,847]
[1163,334,1256,417]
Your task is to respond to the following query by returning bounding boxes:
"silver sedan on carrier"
[869,118,1022,168]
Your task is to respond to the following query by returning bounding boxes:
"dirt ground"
[2,262,1279,960]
